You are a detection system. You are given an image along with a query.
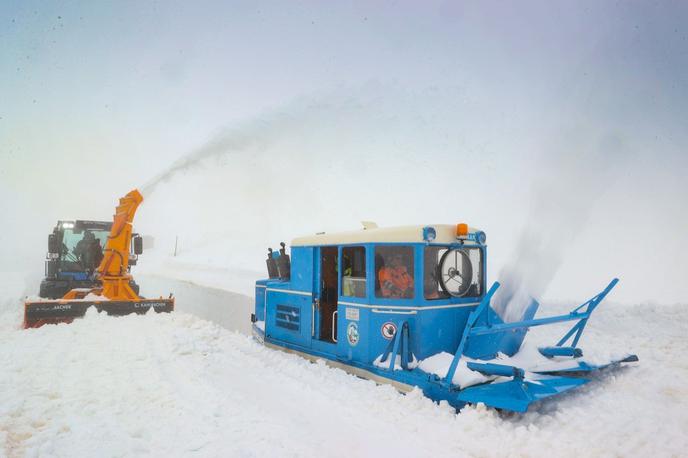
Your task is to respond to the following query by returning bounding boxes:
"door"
[315,246,338,343]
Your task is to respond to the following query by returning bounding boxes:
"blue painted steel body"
[253,230,637,413]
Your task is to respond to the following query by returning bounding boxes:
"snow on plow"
[253,223,638,413]
[438,279,638,412]
[24,190,174,328]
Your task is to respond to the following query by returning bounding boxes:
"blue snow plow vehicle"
[252,223,637,413]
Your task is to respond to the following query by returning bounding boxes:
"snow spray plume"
[139,84,430,200]
[493,130,627,322]
[140,123,273,199]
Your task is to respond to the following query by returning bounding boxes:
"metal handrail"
[332,310,338,342]
[311,301,315,337]
[372,309,417,315]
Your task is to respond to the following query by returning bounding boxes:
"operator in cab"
[379,253,414,298]
[74,231,104,273]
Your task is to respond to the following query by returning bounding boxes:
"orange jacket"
[379,266,414,298]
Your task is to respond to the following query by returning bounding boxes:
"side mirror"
[133,235,143,255]
[48,234,59,254]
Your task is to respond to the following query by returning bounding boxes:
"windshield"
[59,228,109,272]
[424,246,483,299]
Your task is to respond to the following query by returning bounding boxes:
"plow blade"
[531,354,639,376]
[24,298,174,328]
[457,375,589,412]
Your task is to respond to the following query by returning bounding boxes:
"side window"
[341,246,366,298]
[424,246,450,300]
[375,246,414,299]
[424,246,483,299]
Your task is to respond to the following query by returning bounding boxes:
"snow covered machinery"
[24,190,174,328]
[252,223,638,413]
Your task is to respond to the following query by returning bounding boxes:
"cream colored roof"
[291,224,482,247]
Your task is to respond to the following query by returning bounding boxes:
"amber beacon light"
[456,223,468,237]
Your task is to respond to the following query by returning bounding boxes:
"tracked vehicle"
[252,223,637,413]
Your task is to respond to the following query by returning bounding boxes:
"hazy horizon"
[1,1,686,305]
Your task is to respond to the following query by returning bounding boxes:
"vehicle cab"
[253,223,487,369]
[40,220,144,298]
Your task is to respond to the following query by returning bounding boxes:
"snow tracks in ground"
[1,303,686,457]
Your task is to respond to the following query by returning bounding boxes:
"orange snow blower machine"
[24,189,174,328]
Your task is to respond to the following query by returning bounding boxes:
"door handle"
[311,298,320,337]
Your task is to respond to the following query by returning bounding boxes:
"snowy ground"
[1,271,687,457]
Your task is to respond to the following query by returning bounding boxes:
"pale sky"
[1,1,686,304]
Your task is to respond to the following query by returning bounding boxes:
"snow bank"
[1,297,686,457]
[137,274,253,334]
[136,256,260,298]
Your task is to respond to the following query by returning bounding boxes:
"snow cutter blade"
[438,279,637,412]
[457,375,589,412]
[24,298,174,328]
[530,354,639,376]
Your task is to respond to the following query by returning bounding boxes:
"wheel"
[438,248,474,297]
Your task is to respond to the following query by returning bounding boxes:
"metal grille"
[275,304,300,331]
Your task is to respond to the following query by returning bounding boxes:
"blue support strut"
[380,321,411,371]
[556,278,618,348]
[443,282,500,385]
[443,278,619,387]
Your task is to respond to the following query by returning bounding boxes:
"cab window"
[341,246,366,298]
[424,246,483,299]
[375,246,414,299]
[424,246,450,300]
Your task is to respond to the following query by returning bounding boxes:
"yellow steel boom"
[97,189,142,299]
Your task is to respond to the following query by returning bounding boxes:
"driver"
[379,254,414,298]
[91,237,104,270]
[74,231,102,273]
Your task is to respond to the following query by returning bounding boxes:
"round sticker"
[381,322,397,340]
[347,322,359,347]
